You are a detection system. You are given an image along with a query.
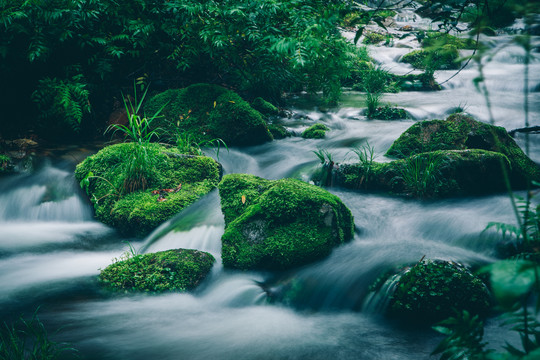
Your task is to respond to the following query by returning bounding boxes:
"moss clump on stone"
[369,106,408,120]
[268,124,291,139]
[334,149,511,198]
[401,44,460,70]
[75,142,220,237]
[99,248,215,293]
[386,113,540,187]
[251,97,279,117]
[421,32,477,50]
[387,259,491,323]
[363,32,386,45]
[145,83,273,146]
[218,174,354,270]
[302,123,330,139]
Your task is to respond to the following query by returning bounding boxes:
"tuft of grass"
[0,308,77,360]
[105,85,165,193]
[348,142,376,188]
[399,152,444,198]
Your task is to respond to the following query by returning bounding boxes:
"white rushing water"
[0,13,538,360]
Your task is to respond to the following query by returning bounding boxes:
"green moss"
[335,149,511,198]
[99,249,215,293]
[218,174,354,270]
[302,123,330,139]
[369,106,408,120]
[145,83,273,146]
[422,32,477,50]
[75,143,220,237]
[251,97,279,117]
[268,124,291,139]
[401,44,460,70]
[388,259,491,323]
[0,154,13,173]
[362,32,385,45]
[386,114,540,187]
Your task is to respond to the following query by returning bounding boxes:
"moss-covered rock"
[400,44,460,70]
[99,248,215,293]
[251,97,279,117]
[369,106,408,120]
[387,259,491,323]
[218,174,354,270]
[145,83,273,146]
[386,114,540,187]
[363,32,386,45]
[75,142,221,237]
[421,31,477,50]
[334,149,511,197]
[268,124,291,139]
[302,123,330,139]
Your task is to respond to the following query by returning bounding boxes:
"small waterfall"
[0,160,93,223]
[140,190,224,255]
[362,272,403,314]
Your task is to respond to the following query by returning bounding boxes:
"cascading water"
[0,12,538,360]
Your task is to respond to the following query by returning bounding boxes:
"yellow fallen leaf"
[241,195,246,204]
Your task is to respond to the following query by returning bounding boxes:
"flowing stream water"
[1,15,539,360]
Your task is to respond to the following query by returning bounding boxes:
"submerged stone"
[99,249,215,293]
[218,174,354,270]
[145,83,273,146]
[75,142,221,237]
[387,259,491,323]
[386,113,540,187]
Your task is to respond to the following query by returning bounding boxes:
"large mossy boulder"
[387,259,491,323]
[386,113,540,186]
[99,249,215,293]
[145,83,273,146]
[75,142,221,237]
[335,149,511,197]
[218,174,355,270]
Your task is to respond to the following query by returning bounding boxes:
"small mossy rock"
[400,44,460,70]
[251,97,279,117]
[302,123,330,139]
[421,32,477,50]
[218,174,354,270]
[362,32,385,45]
[334,149,510,197]
[268,124,291,139]
[386,114,540,187]
[388,259,491,323]
[99,249,215,293]
[75,142,220,237]
[145,83,273,146]
[369,106,408,120]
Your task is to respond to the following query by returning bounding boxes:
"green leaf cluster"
[1,0,361,137]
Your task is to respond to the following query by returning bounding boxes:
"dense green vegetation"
[0,0,360,139]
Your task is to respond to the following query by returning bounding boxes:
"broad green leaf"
[521,347,540,360]
[483,260,539,310]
